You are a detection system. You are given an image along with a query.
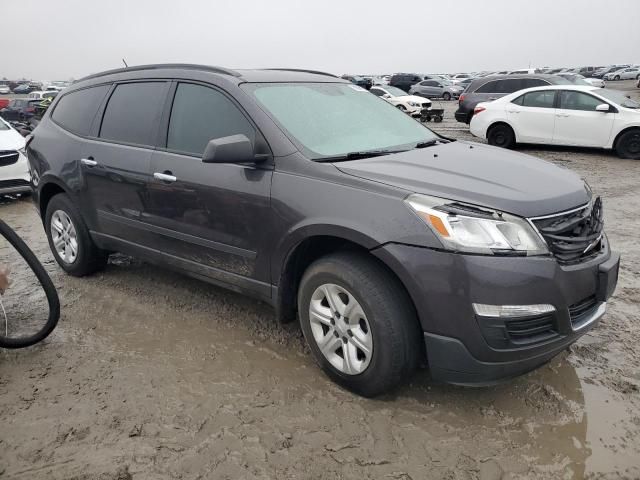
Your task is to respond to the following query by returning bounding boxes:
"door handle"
[556,113,570,117]
[81,157,97,167]
[506,110,520,114]
[154,172,177,183]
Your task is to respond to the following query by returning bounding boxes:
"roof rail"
[76,64,241,83]
[263,68,339,78]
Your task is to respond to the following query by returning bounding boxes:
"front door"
[553,90,615,147]
[144,82,273,294]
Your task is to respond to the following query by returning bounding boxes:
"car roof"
[467,73,570,90]
[502,84,600,97]
[75,64,344,86]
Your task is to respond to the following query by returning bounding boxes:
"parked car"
[557,73,605,88]
[12,84,33,94]
[470,85,640,159]
[509,68,544,75]
[369,85,431,117]
[28,64,619,396]
[340,75,372,90]
[0,85,10,94]
[572,66,602,78]
[592,65,629,79]
[455,74,571,124]
[28,91,59,101]
[389,73,423,92]
[409,79,464,101]
[0,117,30,195]
[0,99,40,121]
[604,67,640,81]
[449,73,472,84]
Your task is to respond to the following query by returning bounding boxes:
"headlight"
[405,194,548,255]
[408,101,420,107]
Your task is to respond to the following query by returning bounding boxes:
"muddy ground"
[1,81,639,480]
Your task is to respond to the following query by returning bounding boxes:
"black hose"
[0,219,60,348]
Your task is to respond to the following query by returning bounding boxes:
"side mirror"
[202,134,254,163]
[595,103,610,112]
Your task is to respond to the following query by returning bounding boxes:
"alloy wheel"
[50,210,78,264]
[308,283,373,375]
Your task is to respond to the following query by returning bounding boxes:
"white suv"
[369,85,431,117]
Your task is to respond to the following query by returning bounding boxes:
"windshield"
[0,120,9,131]
[384,86,408,97]
[245,83,438,160]
[597,89,639,109]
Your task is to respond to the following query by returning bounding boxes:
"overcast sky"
[4,0,639,80]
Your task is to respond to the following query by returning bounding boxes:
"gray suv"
[27,64,619,396]
[455,74,570,124]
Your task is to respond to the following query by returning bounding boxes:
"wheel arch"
[274,228,420,338]
[37,178,69,222]
[487,120,517,142]
[612,125,640,151]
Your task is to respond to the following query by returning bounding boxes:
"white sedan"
[0,117,30,195]
[603,67,640,81]
[470,85,640,159]
[369,85,431,117]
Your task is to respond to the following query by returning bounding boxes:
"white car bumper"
[0,151,31,194]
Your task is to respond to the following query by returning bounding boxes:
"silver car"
[409,79,464,101]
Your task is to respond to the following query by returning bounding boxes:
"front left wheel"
[298,252,421,397]
[616,129,640,160]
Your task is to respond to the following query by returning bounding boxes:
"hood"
[0,126,26,150]
[336,141,590,218]
[401,95,430,104]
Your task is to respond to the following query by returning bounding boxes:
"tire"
[487,123,516,149]
[298,251,421,397]
[45,193,108,276]
[443,92,451,101]
[614,75,620,81]
[616,129,640,160]
[397,104,407,112]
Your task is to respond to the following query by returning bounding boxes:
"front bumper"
[373,240,620,385]
[0,152,31,194]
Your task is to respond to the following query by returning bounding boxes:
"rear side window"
[370,88,385,97]
[522,79,548,88]
[167,83,255,156]
[51,85,110,136]
[520,90,556,108]
[475,80,498,93]
[99,82,167,146]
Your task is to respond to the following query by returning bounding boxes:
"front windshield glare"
[246,83,437,159]
[385,86,408,97]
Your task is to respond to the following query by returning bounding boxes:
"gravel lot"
[1,80,639,480]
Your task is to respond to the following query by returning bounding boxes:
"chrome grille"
[0,150,19,167]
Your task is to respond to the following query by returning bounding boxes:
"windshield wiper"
[415,138,451,148]
[314,150,404,162]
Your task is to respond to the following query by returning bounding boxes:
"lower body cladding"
[373,239,620,385]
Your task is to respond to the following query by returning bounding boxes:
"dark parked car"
[455,74,571,124]
[340,75,372,90]
[12,84,33,94]
[389,73,423,92]
[27,64,619,396]
[0,98,40,121]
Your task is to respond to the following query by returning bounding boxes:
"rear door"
[507,90,556,143]
[145,81,274,292]
[81,81,170,241]
[553,90,615,147]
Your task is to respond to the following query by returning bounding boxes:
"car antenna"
[122,58,129,68]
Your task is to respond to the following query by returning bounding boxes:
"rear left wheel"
[443,92,451,101]
[45,194,108,276]
[298,252,421,397]
[487,123,516,149]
